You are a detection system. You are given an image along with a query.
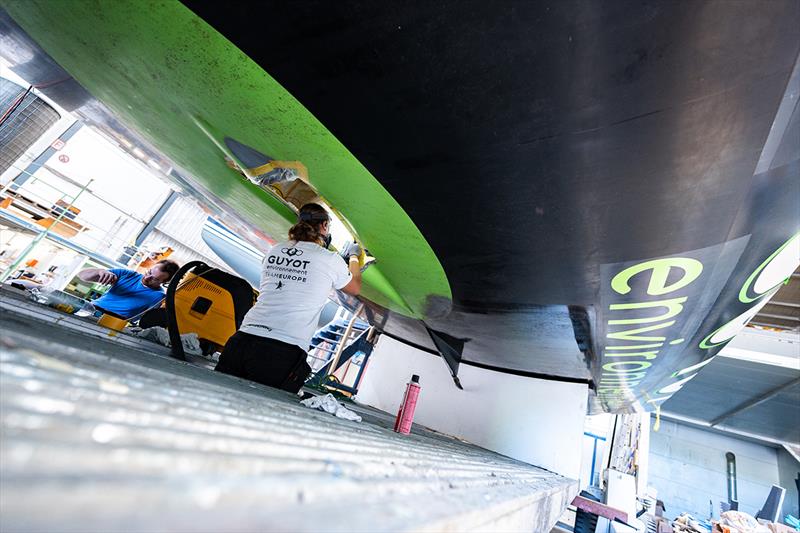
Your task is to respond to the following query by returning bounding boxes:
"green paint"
[610,257,703,296]
[602,361,653,372]
[604,351,659,359]
[672,356,713,378]
[608,297,687,325]
[605,343,663,350]
[698,319,738,350]
[606,321,675,342]
[601,253,707,409]
[3,0,450,318]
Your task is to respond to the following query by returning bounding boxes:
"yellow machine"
[165,262,256,359]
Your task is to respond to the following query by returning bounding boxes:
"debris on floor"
[131,327,203,355]
[300,393,362,422]
[715,510,767,533]
[673,513,712,532]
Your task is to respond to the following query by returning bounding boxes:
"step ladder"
[308,306,366,364]
[307,303,373,394]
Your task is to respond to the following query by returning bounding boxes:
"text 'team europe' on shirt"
[240,240,352,350]
[93,268,165,319]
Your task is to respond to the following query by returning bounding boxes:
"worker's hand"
[342,241,362,260]
[95,270,118,285]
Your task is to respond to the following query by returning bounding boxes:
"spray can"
[393,374,421,434]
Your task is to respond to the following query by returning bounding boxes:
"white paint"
[356,336,588,479]
[657,373,698,395]
[752,233,799,294]
[674,357,714,377]
[708,292,775,345]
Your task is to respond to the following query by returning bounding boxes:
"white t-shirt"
[240,240,352,349]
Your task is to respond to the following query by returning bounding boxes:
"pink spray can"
[393,374,421,434]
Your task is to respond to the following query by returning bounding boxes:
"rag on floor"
[300,393,362,422]
[132,326,202,356]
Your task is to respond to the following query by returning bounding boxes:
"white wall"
[649,419,790,520]
[140,195,230,271]
[580,414,613,489]
[356,335,589,479]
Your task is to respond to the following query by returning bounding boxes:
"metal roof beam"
[769,301,800,308]
[748,321,796,328]
[709,377,800,427]
[660,411,789,447]
[754,312,800,321]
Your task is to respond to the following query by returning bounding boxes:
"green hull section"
[3,0,451,318]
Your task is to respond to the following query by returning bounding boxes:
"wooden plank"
[571,495,628,523]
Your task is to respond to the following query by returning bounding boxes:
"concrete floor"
[0,296,577,532]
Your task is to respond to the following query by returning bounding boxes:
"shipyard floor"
[0,293,577,532]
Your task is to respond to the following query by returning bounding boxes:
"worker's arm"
[338,242,363,296]
[341,256,362,296]
[77,268,118,286]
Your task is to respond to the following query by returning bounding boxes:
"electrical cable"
[0,75,72,129]
[32,76,72,90]
[0,85,32,128]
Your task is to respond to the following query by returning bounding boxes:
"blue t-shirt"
[93,269,165,319]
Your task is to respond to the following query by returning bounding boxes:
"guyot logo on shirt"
[269,253,310,269]
[282,247,303,257]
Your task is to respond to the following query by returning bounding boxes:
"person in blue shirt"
[77,259,179,319]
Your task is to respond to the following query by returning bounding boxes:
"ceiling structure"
[664,328,799,444]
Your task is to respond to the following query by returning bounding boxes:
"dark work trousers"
[215,331,311,393]
[139,308,167,329]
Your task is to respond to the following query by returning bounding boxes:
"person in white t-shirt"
[215,203,363,392]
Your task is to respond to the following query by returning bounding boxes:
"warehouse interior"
[0,2,799,532]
